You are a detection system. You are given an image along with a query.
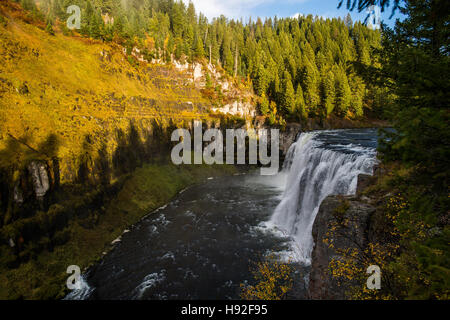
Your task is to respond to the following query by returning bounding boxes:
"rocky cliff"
[308,173,379,299]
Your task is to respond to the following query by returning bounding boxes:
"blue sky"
[183,0,405,28]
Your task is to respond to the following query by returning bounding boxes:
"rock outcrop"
[279,123,301,157]
[308,173,378,299]
[28,161,50,199]
[211,100,256,118]
[11,161,51,206]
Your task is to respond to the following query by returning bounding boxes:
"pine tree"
[81,1,95,37]
[349,75,365,118]
[303,60,320,115]
[205,72,213,89]
[259,94,270,115]
[281,71,296,116]
[183,24,194,58]
[89,10,103,39]
[170,1,184,38]
[295,84,307,120]
[357,35,371,66]
[334,67,351,117]
[187,1,196,25]
[254,63,268,97]
[344,13,353,28]
[193,36,205,59]
[323,71,336,116]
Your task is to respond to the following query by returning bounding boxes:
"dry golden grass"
[0,1,217,183]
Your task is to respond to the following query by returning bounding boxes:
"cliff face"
[308,174,377,299]
[279,124,301,158]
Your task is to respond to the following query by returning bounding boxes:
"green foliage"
[334,67,352,116]
[338,0,401,18]
[371,0,450,193]
[344,0,450,300]
[323,71,336,116]
[281,71,295,116]
[193,36,205,59]
[205,72,212,89]
[258,94,270,116]
[45,22,54,36]
[356,0,450,184]
[294,84,307,120]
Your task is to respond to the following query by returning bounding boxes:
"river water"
[65,128,379,300]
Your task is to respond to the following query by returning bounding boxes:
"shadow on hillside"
[0,117,250,270]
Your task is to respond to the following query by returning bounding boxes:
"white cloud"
[183,0,309,20]
[291,12,304,19]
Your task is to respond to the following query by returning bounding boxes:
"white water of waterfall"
[268,132,377,265]
[63,275,94,300]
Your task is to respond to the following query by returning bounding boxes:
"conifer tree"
[193,36,205,59]
[281,71,296,116]
[259,94,270,115]
[334,67,351,116]
[295,84,307,120]
[303,60,320,115]
[323,71,336,116]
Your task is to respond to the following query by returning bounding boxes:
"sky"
[182,0,405,28]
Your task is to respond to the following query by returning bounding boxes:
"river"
[65,128,380,300]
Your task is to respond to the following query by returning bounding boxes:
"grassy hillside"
[0,1,246,299]
[0,1,226,183]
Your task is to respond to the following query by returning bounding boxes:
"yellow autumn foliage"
[240,255,294,300]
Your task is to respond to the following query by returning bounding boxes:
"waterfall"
[269,132,376,265]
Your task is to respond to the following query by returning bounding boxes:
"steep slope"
[0,1,239,181]
[0,1,253,299]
